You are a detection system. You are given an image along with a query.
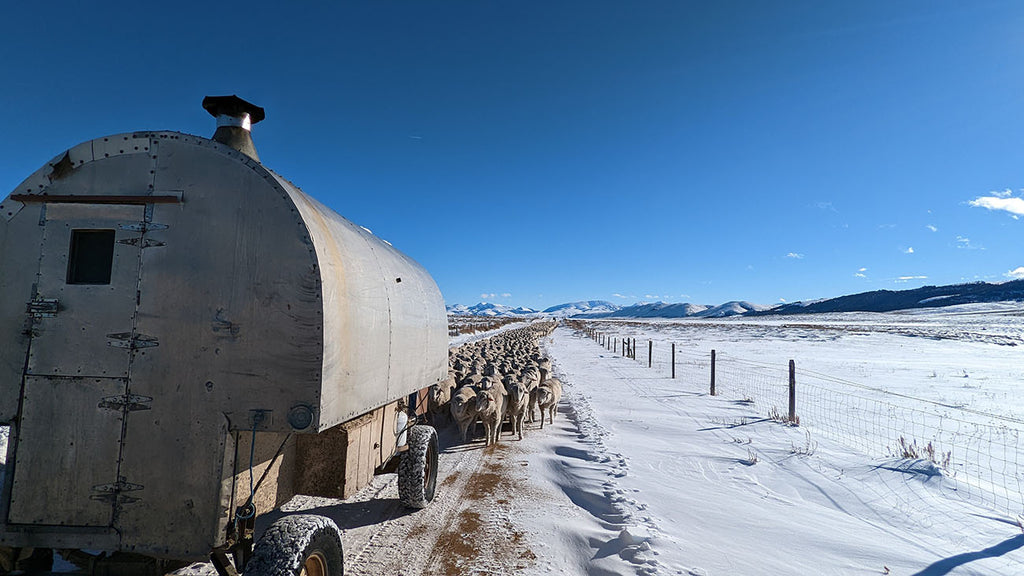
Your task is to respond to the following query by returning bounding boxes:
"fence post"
[788,359,797,424]
[632,338,636,360]
[671,343,676,379]
[710,349,716,396]
[648,340,652,368]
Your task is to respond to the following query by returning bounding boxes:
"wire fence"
[570,321,1024,523]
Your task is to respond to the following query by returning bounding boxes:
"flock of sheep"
[429,321,561,445]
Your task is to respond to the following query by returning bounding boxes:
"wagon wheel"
[244,514,343,576]
[397,425,439,509]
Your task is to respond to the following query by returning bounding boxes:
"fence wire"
[572,323,1024,524]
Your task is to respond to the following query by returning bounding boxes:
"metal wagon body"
[0,96,447,572]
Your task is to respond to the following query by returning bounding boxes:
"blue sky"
[2,1,1023,310]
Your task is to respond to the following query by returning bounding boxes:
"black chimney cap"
[202,95,265,124]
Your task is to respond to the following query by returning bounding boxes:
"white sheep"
[450,385,479,442]
[536,377,562,429]
[428,374,457,426]
[475,386,507,446]
[504,377,529,440]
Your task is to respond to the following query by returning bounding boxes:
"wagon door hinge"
[116,237,166,248]
[90,477,144,505]
[98,393,153,412]
[106,332,159,349]
[26,298,58,318]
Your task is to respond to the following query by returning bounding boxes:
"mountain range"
[447,279,1024,319]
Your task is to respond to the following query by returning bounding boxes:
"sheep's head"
[522,366,540,384]
[475,390,496,412]
[506,382,527,405]
[537,387,554,405]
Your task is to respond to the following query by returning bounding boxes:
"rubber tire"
[398,425,439,509]
[244,514,343,576]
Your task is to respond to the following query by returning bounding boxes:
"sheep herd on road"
[428,321,562,446]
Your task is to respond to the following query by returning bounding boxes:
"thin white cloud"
[1006,267,1024,279]
[926,224,938,232]
[970,191,1024,217]
[895,275,927,282]
[779,298,787,303]
[501,293,512,298]
[480,293,495,299]
[903,247,915,254]
[955,236,983,250]
[786,252,804,259]
[859,267,868,272]
[612,293,629,299]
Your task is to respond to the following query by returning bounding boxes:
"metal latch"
[106,332,159,349]
[98,394,153,412]
[26,298,58,318]
[91,477,144,505]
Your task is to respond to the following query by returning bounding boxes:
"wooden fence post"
[648,340,652,368]
[671,343,676,379]
[711,349,716,396]
[789,359,797,424]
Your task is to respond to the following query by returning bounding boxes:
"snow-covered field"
[540,303,1024,574]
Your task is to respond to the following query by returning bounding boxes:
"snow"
[530,307,1024,574]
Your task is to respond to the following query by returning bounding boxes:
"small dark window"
[67,229,116,284]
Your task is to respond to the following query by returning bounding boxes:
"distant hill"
[696,301,772,318]
[542,300,621,317]
[576,300,770,319]
[446,302,539,317]
[446,279,1024,320]
[751,279,1024,315]
[581,301,708,318]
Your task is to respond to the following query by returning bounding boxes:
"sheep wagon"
[0,96,448,575]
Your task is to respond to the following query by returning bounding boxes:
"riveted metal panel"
[90,133,152,162]
[0,201,42,422]
[8,376,124,526]
[27,203,143,378]
[128,140,323,433]
[283,189,390,428]
[373,238,448,402]
[277,180,448,429]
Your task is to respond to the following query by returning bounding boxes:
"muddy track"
[307,425,539,576]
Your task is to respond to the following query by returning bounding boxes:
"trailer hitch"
[210,502,255,576]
